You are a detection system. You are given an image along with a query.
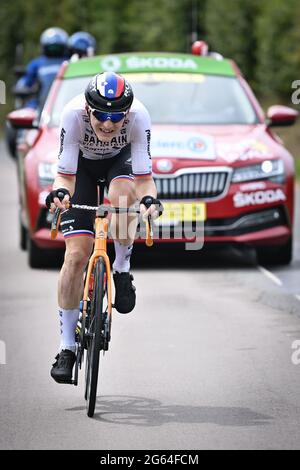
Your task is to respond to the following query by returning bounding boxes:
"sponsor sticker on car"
[151,130,216,160]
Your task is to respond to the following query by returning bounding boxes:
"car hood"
[151,124,279,170]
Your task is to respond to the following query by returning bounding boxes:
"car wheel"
[4,121,17,159]
[27,236,64,269]
[20,218,27,251]
[256,237,292,266]
[27,237,47,269]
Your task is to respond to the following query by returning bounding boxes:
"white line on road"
[258,266,283,287]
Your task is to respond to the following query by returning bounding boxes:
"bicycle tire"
[85,257,106,418]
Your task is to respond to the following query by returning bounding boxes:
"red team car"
[7,51,298,268]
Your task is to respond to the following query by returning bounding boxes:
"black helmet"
[85,72,134,113]
[40,27,68,57]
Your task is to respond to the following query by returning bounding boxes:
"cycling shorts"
[60,145,133,238]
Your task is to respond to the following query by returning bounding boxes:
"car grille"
[153,169,231,200]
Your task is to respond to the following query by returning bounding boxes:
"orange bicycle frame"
[82,216,112,321]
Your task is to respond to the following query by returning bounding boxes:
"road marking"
[258,266,283,286]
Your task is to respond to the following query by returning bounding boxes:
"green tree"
[0,0,25,85]
[205,0,260,83]
[255,0,300,100]
[117,0,191,53]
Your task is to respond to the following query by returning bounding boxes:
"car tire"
[4,121,17,159]
[27,236,48,269]
[27,236,64,269]
[20,218,27,251]
[256,237,292,266]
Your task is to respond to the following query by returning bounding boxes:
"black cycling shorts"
[60,145,133,239]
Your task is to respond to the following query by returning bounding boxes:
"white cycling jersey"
[57,93,152,177]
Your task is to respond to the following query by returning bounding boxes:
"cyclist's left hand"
[45,188,71,213]
[140,196,163,220]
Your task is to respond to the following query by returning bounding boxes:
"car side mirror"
[267,105,299,127]
[6,108,39,129]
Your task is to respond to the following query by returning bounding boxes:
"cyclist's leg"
[58,236,94,310]
[107,146,137,313]
[51,236,94,383]
[58,156,96,346]
[107,144,137,247]
[51,157,96,382]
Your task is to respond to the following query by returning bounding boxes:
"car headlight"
[231,159,285,183]
[38,162,57,187]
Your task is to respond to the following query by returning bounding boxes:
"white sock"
[58,307,79,353]
[112,241,133,273]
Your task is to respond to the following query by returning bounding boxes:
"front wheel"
[27,236,63,269]
[256,237,292,266]
[85,257,107,418]
[27,236,48,268]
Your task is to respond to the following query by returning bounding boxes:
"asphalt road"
[0,143,300,450]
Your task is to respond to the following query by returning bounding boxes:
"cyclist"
[14,27,69,110]
[68,31,96,60]
[46,71,162,383]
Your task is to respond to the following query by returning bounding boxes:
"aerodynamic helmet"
[85,72,134,113]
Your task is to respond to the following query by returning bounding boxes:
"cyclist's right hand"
[140,195,164,220]
[45,188,71,213]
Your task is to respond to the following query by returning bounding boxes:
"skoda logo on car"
[100,56,121,72]
[156,159,173,173]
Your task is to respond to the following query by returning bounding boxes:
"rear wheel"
[85,257,107,418]
[256,237,292,266]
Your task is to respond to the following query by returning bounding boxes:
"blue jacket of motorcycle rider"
[15,55,68,109]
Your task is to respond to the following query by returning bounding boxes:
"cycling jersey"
[60,147,133,238]
[57,93,152,178]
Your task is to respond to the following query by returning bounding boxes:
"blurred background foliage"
[1,0,300,101]
[0,0,299,161]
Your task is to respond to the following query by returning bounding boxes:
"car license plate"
[154,201,206,224]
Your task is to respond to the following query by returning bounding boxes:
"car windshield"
[48,73,259,127]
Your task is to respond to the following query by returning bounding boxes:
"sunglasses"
[90,108,127,123]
